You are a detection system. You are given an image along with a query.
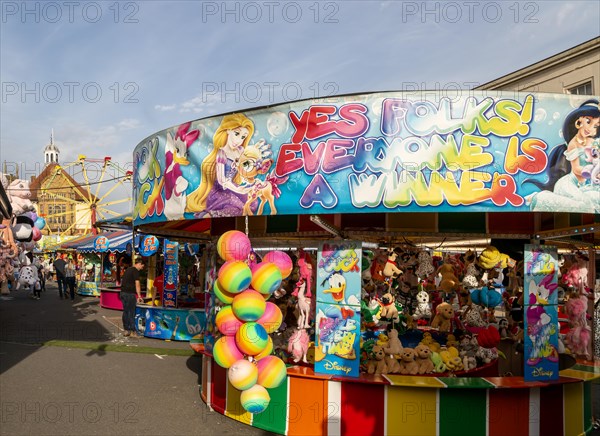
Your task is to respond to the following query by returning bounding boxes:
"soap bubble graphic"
[371,98,386,116]
[534,108,546,123]
[267,112,289,137]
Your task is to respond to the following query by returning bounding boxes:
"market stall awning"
[77,230,136,253]
[60,234,99,250]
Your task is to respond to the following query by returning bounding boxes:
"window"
[48,204,66,224]
[567,81,593,95]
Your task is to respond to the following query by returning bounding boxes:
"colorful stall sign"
[93,235,109,252]
[315,241,362,377]
[163,239,179,308]
[133,92,600,225]
[135,307,205,341]
[523,244,559,382]
[140,235,159,256]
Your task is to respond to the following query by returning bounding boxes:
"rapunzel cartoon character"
[185,113,255,217]
[525,99,600,213]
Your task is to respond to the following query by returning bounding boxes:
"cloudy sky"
[1,1,598,212]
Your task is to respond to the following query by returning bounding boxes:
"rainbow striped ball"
[240,384,270,414]
[215,305,243,336]
[235,322,269,356]
[250,262,282,296]
[232,289,266,321]
[254,336,273,361]
[213,336,244,369]
[217,230,251,261]
[256,355,287,389]
[263,251,293,279]
[228,358,258,391]
[257,302,283,334]
[218,261,252,294]
[213,280,238,304]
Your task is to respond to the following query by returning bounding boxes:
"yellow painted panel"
[560,369,600,381]
[564,383,583,436]
[387,386,437,436]
[385,374,446,388]
[225,381,252,425]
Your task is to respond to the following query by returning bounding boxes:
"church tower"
[44,130,60,165]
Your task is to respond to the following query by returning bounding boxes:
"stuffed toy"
[16,264,40,291]
[380,293,399,322]
[383,329,404,357]
[476,346,498,364]
[564,293,591,359]
[498,318,510,338]
[6,178,34,216]
[398,348,419,375]
[431,302,454,332]
[462,251,480,289]
[396,282,416,316]
[12,214,34,243]
[446,334,459,348]
[459,335,479,371]
[437,260,459,294]
[376,332,389,348]
[366,345,388,374]
[478,246,515,270]
[413,289,431,320]
[461,304,487,328]
[414,344,434,374]
[477,325,501,349]
[420,332,441,352]
[288,328,310,363]
[430,351,447,373]
[383,251,403,283]
[400,266,419,288]
[440,346,463,371]
[385,352,401,374]
[370,250,388,284]
[416,250,435,280]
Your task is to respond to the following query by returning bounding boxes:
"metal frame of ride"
[39,155,132,249]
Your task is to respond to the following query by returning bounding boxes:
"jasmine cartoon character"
[525,99,600,213]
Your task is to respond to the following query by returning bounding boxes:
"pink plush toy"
[565,294,591,359]
[288,328,309,363]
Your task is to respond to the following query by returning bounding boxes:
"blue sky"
[1,0,599,212]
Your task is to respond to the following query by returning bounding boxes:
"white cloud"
[154,104,176,112]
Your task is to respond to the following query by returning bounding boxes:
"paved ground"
[0,282,275,435]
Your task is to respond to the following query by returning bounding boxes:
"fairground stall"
[132,92,600,435]
[130,229,207,341]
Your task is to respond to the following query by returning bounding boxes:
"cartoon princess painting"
[185,113,255,217]
[525,99,600,213]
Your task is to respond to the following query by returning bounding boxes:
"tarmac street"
[0,282,275,435]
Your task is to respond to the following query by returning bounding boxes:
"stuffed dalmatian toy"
[16,264,40,291]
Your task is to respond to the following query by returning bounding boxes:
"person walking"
[53,254,67,299]
[65,257,77,301]
[120,256,144,337]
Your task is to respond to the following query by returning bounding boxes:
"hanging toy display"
[212,230,288,414]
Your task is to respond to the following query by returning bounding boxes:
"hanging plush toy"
[564,293,591,359]
[416,250,435,280]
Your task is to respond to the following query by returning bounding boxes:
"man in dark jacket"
[120,256,145,337]
[52,254,67,299]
